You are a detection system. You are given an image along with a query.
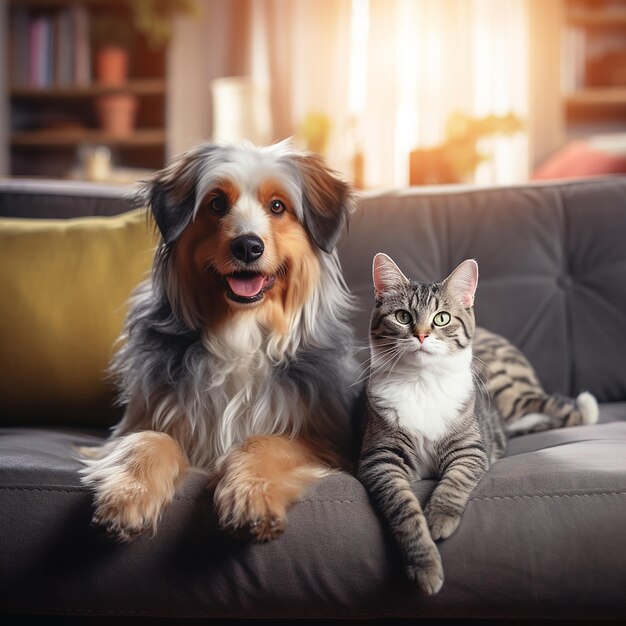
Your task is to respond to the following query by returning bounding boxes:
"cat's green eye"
[433,311,451,327]
[395,310,412,325]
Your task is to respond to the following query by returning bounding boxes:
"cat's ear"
[444,259,479,308]
[372,253,408,296]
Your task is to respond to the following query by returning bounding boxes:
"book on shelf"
[55,9,74,86]
[73,5,91,86]
[10,5,92,90]
[11,8,30,87]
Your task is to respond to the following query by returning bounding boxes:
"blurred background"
[0,0,625,189]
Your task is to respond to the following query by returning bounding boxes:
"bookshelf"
[562,0,626,127]
[10,79,166,99]
[11,128,167,147]
[5,0,168,180]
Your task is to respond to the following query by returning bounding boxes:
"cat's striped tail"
[505,391,599,437]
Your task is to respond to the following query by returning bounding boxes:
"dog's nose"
[231,235,265,263]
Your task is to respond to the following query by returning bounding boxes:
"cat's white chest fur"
[369,347,474,440]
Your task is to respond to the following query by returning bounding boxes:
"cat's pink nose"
[417,333,428,344]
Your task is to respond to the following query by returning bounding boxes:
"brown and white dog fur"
[80,141,358,542]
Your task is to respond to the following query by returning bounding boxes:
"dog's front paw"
[426,508,461,541]
[406,552,444,595]
[241,514,286,542]
[80,431,188,542]
[214,478,287,542]
[91,485,158,542]
[213,435,331,542]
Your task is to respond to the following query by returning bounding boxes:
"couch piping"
[1,485,625,503]
[358,174,626,203]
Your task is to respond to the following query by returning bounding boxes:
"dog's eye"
[270,199,286,215]
[209,194,229,215]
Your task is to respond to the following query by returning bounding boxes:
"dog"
[80,141,358,542]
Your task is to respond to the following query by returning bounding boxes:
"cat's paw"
[406,555,444,595]
[426,510,461,541]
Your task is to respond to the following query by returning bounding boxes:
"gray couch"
[1,176,625,621]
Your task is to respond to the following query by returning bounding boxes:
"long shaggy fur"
[80,141,358,540]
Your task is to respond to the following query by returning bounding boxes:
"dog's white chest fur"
[200,317,291,456]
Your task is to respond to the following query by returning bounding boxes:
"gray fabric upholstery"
[1,177,625,619]
[1,421,625,619]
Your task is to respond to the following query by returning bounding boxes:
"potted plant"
[91,10,134,86]
[91,1,199,136]
[131,0,200,50]
[409,112,524,185]
[91,10,136,136]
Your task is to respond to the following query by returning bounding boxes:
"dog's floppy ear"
[293,154,354,254]
[134,145,215,244]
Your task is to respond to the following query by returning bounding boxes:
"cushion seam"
[1,485,625,503]
[469,490,626,502]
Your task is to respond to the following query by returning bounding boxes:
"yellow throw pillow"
[0,209,157,427]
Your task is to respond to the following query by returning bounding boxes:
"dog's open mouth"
[223,272,276,304]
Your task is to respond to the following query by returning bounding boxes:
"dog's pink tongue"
[226,274,265,298]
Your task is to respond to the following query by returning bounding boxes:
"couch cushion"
[0,210,156,427]
[1,419,625,619]
[339,177,626,402]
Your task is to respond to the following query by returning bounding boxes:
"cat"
[356,253,598,596]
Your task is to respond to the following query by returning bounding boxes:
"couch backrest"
[338,176,626,402]
[0,179,131,218]
[2,176,624,428]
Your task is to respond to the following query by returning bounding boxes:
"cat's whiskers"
[353,345,407,387]
[353,352,395,386]
[473,354,496,375]
[470,364,491,408]
[353,343,401,378]
[470,355,495,408]
[351,346,396,387]
[382,344,412,386]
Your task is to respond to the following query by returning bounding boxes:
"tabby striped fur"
[358,254,505,595]
[473,327,598,436]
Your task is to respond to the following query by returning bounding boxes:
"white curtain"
[172,0,531,188]
[247,0,354,170]
[358,0,530,187]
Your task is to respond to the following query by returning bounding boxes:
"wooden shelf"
[6,0,168,176]
[565,88,626,106]
[562,1,626,128]
[566,9,626,26]
[8,0,124,7]
[10,79,166,99]
[11,128,166,147]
